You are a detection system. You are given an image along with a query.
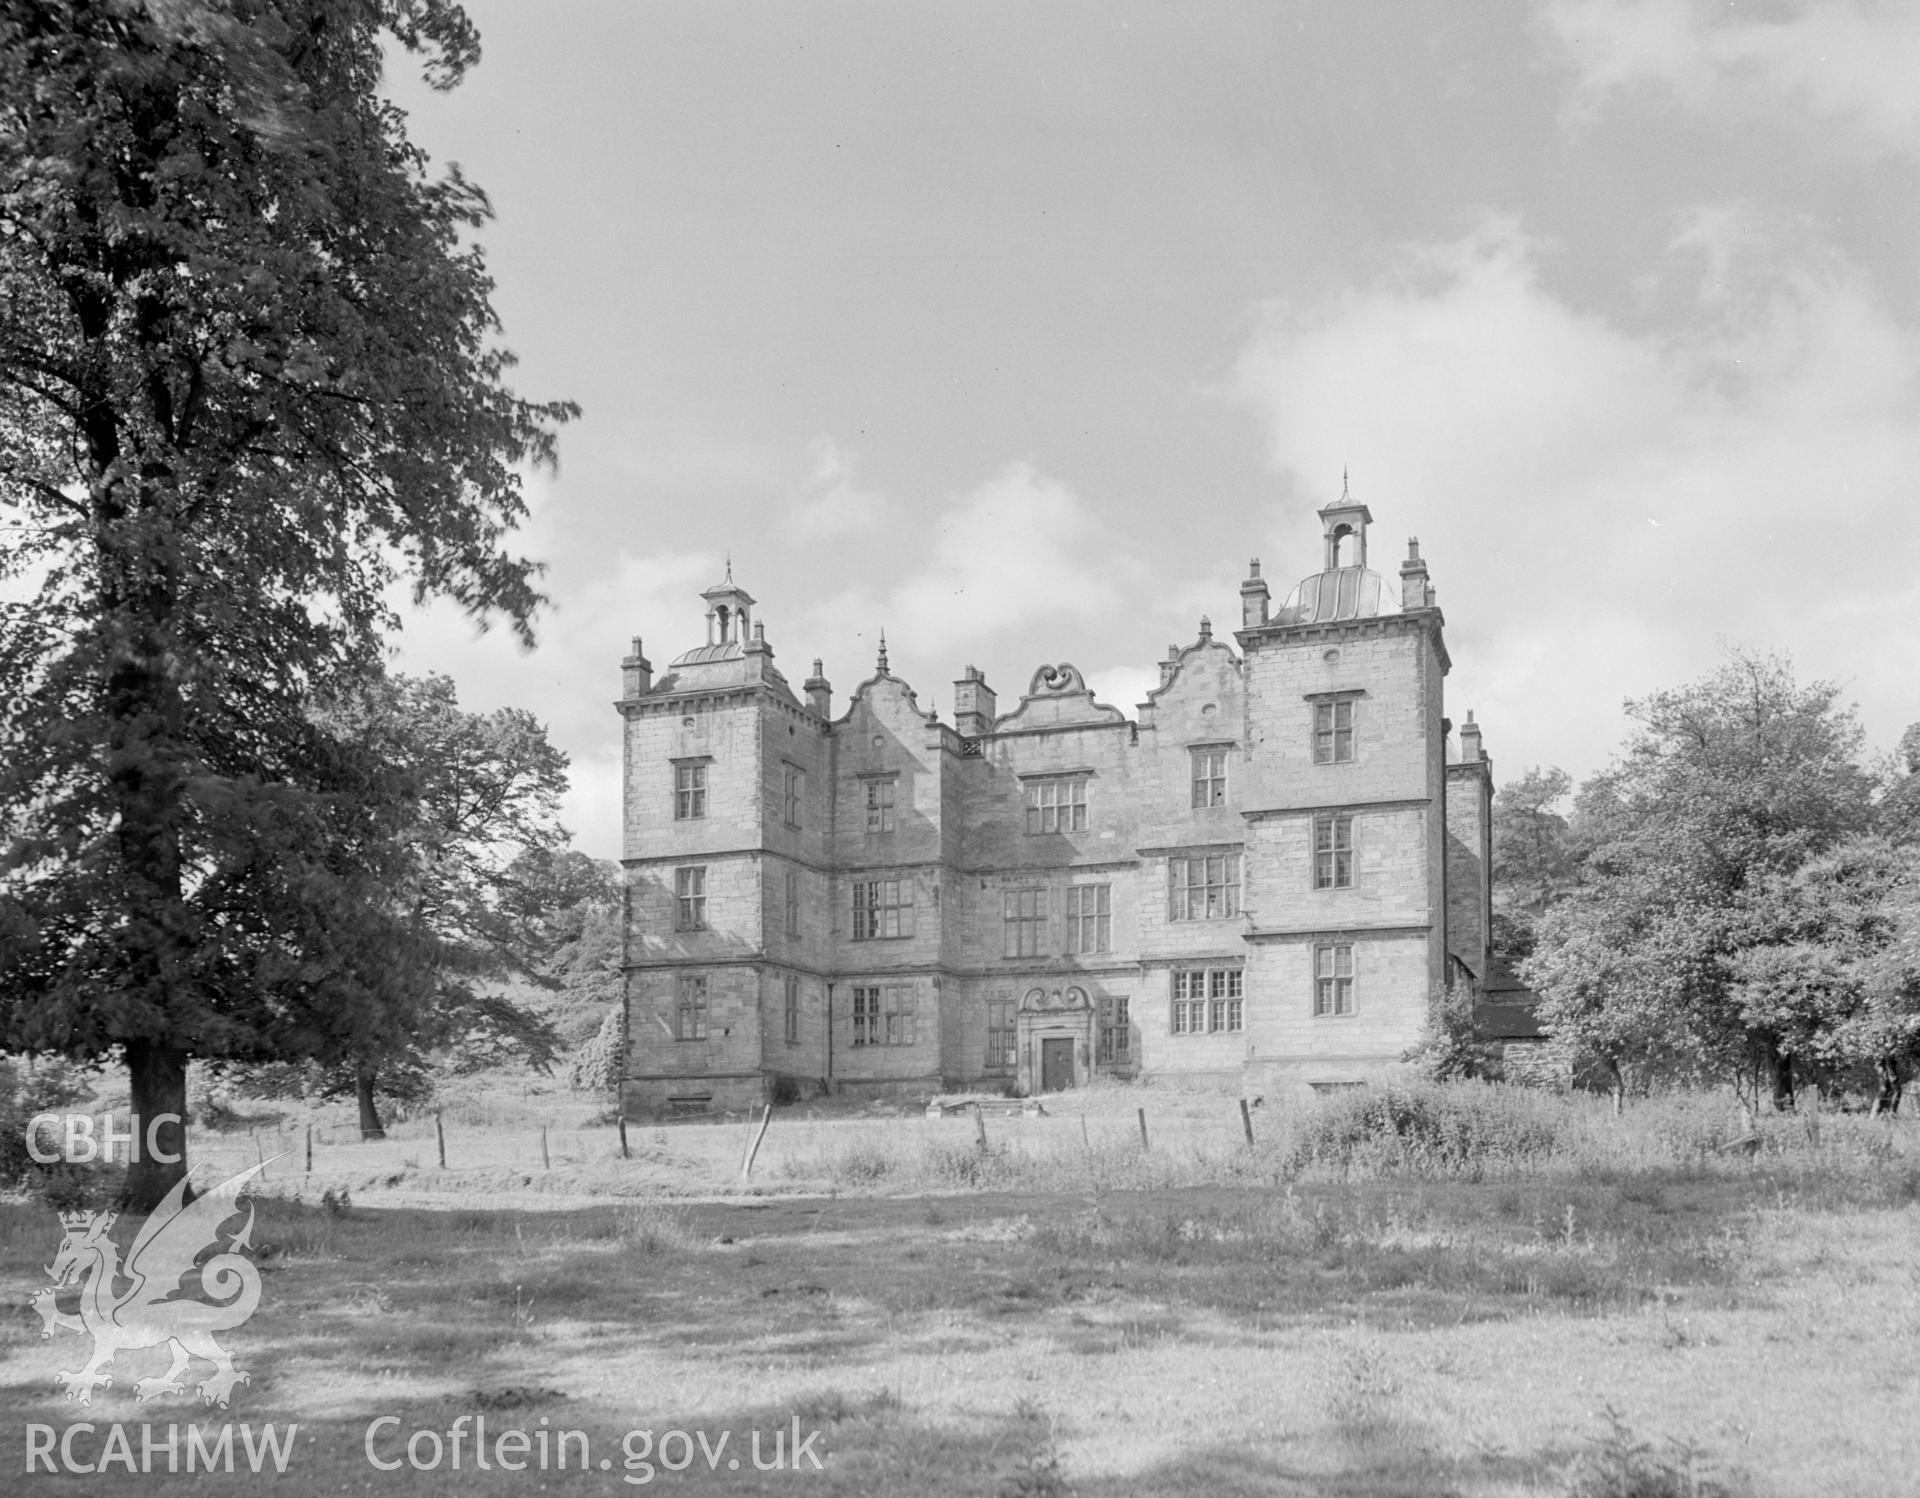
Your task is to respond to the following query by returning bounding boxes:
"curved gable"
[994,662,1129,734]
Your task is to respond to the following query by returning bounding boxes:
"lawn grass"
[3,1082,1917,1495]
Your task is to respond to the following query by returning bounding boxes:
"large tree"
[317,672,571,1137]
[1523,649,1874,1110]
[0,2,572,1207]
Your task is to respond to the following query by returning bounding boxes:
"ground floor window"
[1170,968,1242,1034]
[852,984,914,1046]
[986,999,1015,1070]
[1098,995,1131,1063]
[675,974,708,1040]
[783,975,799,1044]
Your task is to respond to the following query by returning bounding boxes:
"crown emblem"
[58,1209,111,1234]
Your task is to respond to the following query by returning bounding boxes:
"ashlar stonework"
[614,503,1494,1116]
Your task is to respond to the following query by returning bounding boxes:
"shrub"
[568,1008,623,1094]
[0,1057,114,1206]
[1403,985,1504,1083]
[1561,1404,1743,1497]
[1286,1080,1561,1175]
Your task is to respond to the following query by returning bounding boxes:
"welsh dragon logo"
[31,1161,269,1408]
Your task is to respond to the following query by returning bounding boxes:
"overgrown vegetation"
[1500,650,1920,1116]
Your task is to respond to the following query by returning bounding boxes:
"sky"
[382,0,1920,861]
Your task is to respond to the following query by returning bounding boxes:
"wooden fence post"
[739,1105,761,1176]
[618,1112,631,1160]
[434,1111,446,1169]
[742,1104,774,1181]
[1137,1107,1150,1151]
[305,1123,313,1174]
[1239,1098,1256,1148]
[974,1102,989,1152]
[540,1123,551,1170]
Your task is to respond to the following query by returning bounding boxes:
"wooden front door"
[1040,1037,1075,1092]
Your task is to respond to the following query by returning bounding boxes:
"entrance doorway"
[1040,1037,1075,1092]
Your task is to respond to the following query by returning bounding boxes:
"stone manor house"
[614,500,1496,1115]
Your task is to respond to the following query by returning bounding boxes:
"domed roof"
[1274,565,1399,624]
[668,640,743,668]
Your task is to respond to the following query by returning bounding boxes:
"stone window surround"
[852,877,913,941]
[675,973,707,1041]
[1021,769,1092,835]
[858,771,897,834]
[1314,942,1356,1016]
[1170,966,1243,1034]
[781,760,804,829]
[1189,742,1232,809]
[672,757,711,820]
[1313,811,1355,890]
[1305,689,1366,766]
[674,865,707,931]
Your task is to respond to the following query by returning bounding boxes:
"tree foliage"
[1523,649,1877,1107]
[310,672,577,1132]
[1491,766,1575,914]
[0,1,573,1205]
[1489,765,1575,963]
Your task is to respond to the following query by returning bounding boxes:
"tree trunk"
[356,1065,386,1140]
[1606,1057,1625,1116]
[1871,1056,1905,1117]
[122,1039,189,1212]
[1767,1041,1796,1113]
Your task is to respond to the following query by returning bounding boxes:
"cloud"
[784,437,891,540]
[390,546,724,860]
[1540,0,1920,154]
[1084,664,1165,716]
[1233,208,1920,784]
[784,459,1208,722]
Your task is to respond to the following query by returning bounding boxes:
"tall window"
[675,975,708,1040]
[1004,888,1048,957]
[986,1000,1015,1070]
[784,870,800,938]
[852,985,912,1046]
[1312,700,1355,764]
[782,764,804,828]
[674,866,707,931]
[1025,776,1088,834]
[1098,995,1131,1063]
[1191,748,1228,808]
[674,762,708,819]
[783,975,799,1045]
[1170,853,1239,921]
[852,878,913,940]
[1314,944,1355,1015]
[865,777,896,833]
[885,986,916,1046]
[1170,968,1242,1034]
[851,986,879,1047]
[1067,884,1111,953]
[1313,813,1354,889]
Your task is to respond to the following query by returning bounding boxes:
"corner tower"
[613,570,829,1116]
[1233,494,1452,1091]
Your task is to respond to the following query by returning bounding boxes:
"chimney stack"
[621,636,652,699]
[804,658,832,719]
[1459,709,1483,763]
[953,665,997,736]
[1399,537,1432,611]
[1240,558,1270,627]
